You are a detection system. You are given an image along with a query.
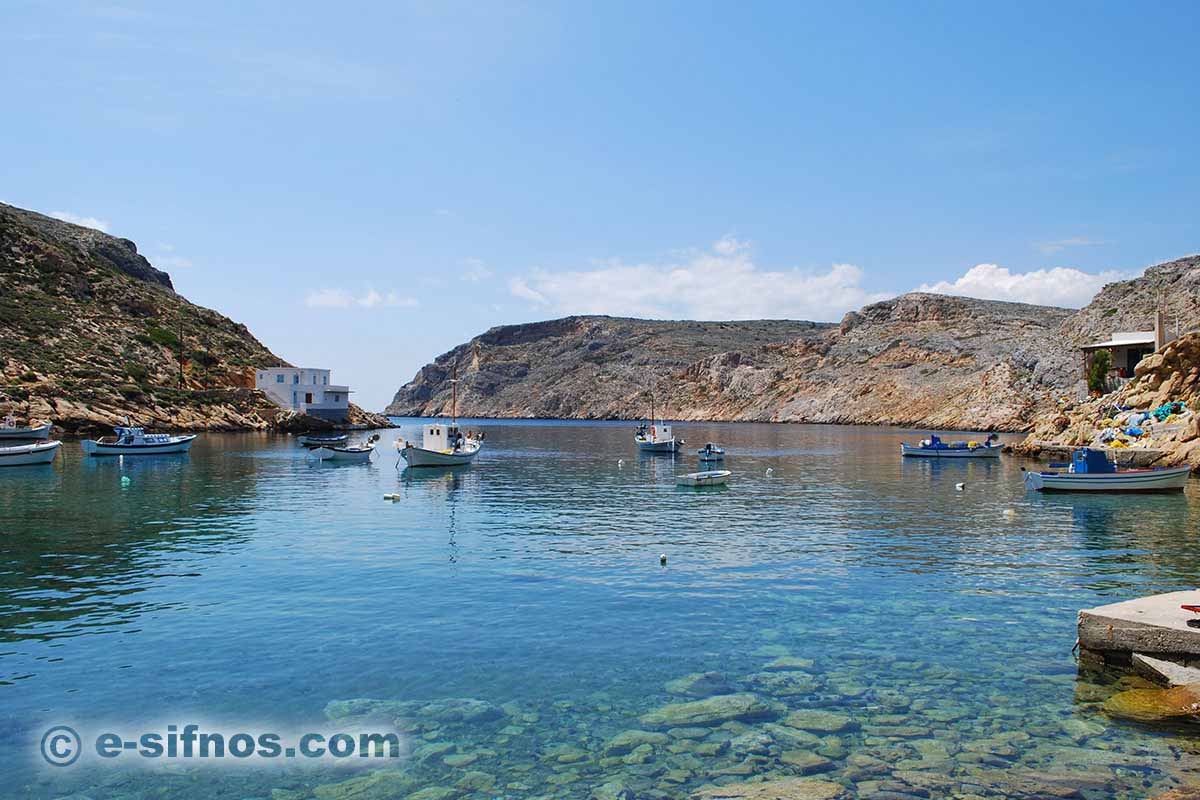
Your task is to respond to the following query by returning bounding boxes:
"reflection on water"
[2,420,1198,799]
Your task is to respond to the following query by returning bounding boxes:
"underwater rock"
[311,769,417,800]
[416,698,504,723]
[779,750,833,774]
[745,671,820,697]
[666,672,735,697]
[728,729,775,756]
[543,744,590,764]
[323,697,501,725]
[691,777,847,799]
[669,727,713,740]
[454,771,495,792]
[412,742,455,762]
[1103,683,1200,722]
[781,711,854,733]
[1059,718,1105,742]
[405,787,460,800]
[324,698,409,721]
[591,780,635,800]
[442,752,478,767]
[604,730,670,755]
[640,693,782,728]
[763,657,816,672]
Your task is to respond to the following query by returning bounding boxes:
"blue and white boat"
[697,442,726,462]
[676,469,731,487]
[81,426,196,456]
[900,433,1001,458]
[1025,448,1190,492]
[298,433,350,448]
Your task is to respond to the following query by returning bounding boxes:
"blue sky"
[3,1,1198,409]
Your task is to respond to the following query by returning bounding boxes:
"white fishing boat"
[697,442,725,462]
[900,433,1001,458]
[0,440,61,466]
[0,415,51,441]
[1024,448,1191,492]
[676,469,731,487]
[298,433,350,448]
[311,444,375,462]
[81,426,196,456]
[399,372,483,468]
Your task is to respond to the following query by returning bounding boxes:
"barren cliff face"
[387,296,1074,431]
[0,203,286,431]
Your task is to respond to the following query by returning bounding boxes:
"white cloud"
[506,238,890,320]
[462,258,493,282]
[150,243,191,270]
[1035,237,1108,255]
[49,211,110,232]
[918,263,1127,308]
[305,288,417,309]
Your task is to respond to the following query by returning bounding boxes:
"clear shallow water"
[1,420,1198,799]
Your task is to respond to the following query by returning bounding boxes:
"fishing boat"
[311,444,375,462]
[298,433,350,448]
[0,415,51,441]
[0,440,61,466]
[81,426,196,456]
[697,442,725,462]
[676,469,731,487]
[1024,448,1190,492]
[900,433,1001,458]
[399,371,483,468]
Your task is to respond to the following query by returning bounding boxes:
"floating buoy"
[383,493,400,501]
[955,482,965,491]
[765,468,774,477]
[618,459,624,468]
[659,554,667,566]
[1003,508,1016,520]
[120,476,131,487]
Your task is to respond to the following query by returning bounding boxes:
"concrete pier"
[1078,589,1200,669]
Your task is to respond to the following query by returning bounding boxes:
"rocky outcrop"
[0,202,386,432]
[1013,333,1200,471]
[388,295,1073,431]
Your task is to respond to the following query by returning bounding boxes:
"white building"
[256,367,351,421]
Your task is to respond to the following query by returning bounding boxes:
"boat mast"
[450,365,459,426]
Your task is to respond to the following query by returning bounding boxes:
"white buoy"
[955,482,965,491]
[1003,508,1016,520]
[120,476,131,487]
[659,554,667,566]
[765,468,774,477]
[383,493,400,501]
[618,459,624,468]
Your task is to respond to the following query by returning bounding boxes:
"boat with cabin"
[634,396,682,454]
[0,415,51,441]
[676,469,731,487]
[0,440,62,466]
[311,433,379,463]
[901,433,1001,458]
[1024,448,1190,492]
[697,442,725,462]
[399,371,483,468]
[81,426,196,456]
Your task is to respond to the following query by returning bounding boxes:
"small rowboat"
[298,433,350,448]
[0,416,51,441]
[697,443,725,462]
[311,444,374,462]
[82,426,196,456]
[901,433,1001,459]
[1024,448,1190,492]
[0,440,61,466]
[676,469,731,487]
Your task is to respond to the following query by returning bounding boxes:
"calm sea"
[1,420,1196,799]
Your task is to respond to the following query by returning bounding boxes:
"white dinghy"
[82,426,196,456]
[0,415,51,441]
[0,440,62,466]
[676,469,731,487]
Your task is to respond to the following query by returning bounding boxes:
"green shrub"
[144,323,180,349]
[1088,349,1111,394]
[125,362,150,383]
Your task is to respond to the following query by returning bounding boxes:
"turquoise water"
[2,420,1198,799]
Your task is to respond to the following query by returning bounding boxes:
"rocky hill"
[387,295,1075,431]
[0,203,384,432]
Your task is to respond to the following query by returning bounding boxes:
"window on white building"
[276,374,284,383]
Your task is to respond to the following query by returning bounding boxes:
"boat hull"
[1025,465,1191,492]
[299,434,350,448]
[901,443,1001,458]
[677,469,731,487]
[637,439,680,454]
[82,436,195,456]
[312,446,373,462]
[401,444,480,467]
[0,440,61,466]
[0,423,51,441]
